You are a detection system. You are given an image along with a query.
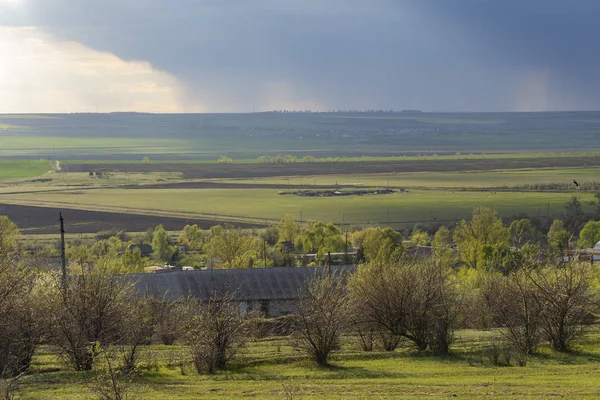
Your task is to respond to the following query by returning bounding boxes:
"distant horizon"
[3,109,600,116]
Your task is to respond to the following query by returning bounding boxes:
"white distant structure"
[571,241,600,264]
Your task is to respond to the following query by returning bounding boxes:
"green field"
[218,167,600,189]
[0,160,51,179]
[14,329,600,399]
[2,111,600,159]
[0,136,191,157]
[0,162,597,230]
[0,187,592,227]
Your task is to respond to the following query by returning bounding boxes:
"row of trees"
[48,204,600,274]
[299,257,599,366]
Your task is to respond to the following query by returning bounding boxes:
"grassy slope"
[18,330,600,399]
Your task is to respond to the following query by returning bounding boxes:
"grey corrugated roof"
[127,265,356,301]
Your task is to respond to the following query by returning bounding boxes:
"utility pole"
[264,218,268,268]
[59,213,66,290]
[343,213,348,262]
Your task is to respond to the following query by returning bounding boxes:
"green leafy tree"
[217,155,233,164]
[548,219,570,254]
[577,220,600,248]
[509,218,540,248]
[203,225,258,268]
[410,229,430,246]
[354,227,404,264]
[257,155,272,163]
[0,216,20,256]
[299,221,344,256]
[454,207,509,269]
[152,225,175,262]
[432,226,452,248]
[277,214,299,244]
[432,226,456,265]
[179,224,204,250]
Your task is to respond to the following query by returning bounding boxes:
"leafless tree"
[527,262,596,352]
[89,349,136,400]
[292,271,350,366]
[185,291,250,374]
[0,256,43,378]
[349,262,411,351]
[45,271,132,371]
[149,297,187,346]
[118,297,156,374]
[349,259,458,355]
[482,271,543,357]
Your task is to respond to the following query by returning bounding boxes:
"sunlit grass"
[14,329,600,399]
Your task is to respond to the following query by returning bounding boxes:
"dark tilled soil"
[62,157,600,179]
[0,203,254,234]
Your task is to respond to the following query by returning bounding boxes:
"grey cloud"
[2,0,599,111]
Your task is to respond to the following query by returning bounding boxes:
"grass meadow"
[14,329,600,399]
[0,188,593,228]
[0,160,52,179]
[0,164,597,228]
[216,167,600,189]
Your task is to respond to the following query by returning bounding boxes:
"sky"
[0,0,599,113]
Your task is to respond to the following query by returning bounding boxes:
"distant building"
[570,240,600,264]
[127,244,153,257]
[281,241,294,252]
[301,250,357,265]
[128,265,355,318]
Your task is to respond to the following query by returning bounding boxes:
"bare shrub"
[0,372,24,400]
[349,259,458,355]
[349,262,411,352]
[482,271,543,357]
[119,297,157,374]
[89,349,136,400]
[150,297,187,346]
[186,292,250,374]
[280,379,302,400]
[0,257,44,378]
[292,271,350,366]
[527,262,596,352]
[354,322,375,352]
[485,338,513,367]
[376,331,403,352]
[46,272,132,371]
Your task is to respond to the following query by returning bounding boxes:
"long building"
[129,265,356,317]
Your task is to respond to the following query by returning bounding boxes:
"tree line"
[14,194,600,276]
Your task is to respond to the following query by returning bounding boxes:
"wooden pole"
[60,213,66,290]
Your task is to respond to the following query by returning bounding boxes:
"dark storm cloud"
[2,0,599,111]
[413,0,600,106]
